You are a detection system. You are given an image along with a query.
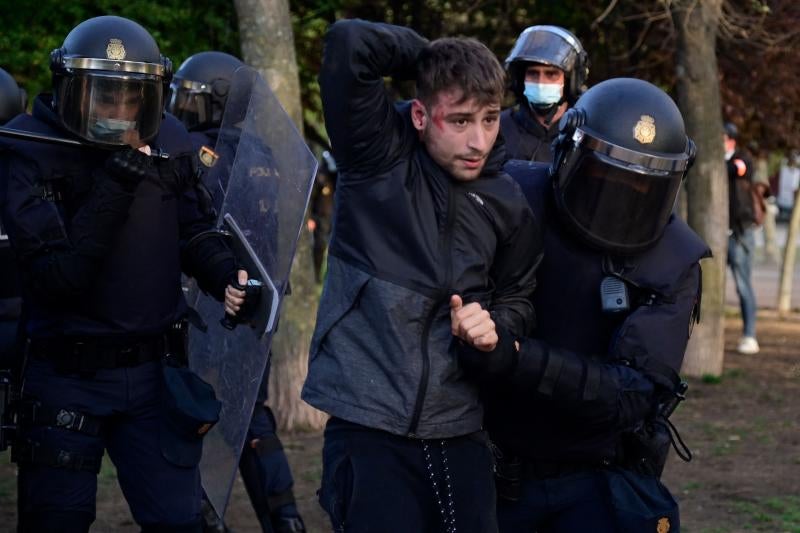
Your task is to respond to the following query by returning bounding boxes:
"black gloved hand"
[458,323,519,379]
[105,148,153,187]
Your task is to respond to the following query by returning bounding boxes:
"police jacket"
[483,163,710,465]
[500,106,560,163]
[0,95,237,338]
[189,128,222,209]
[302,20,541,439]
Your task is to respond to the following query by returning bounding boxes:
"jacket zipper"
[408,183,457,437]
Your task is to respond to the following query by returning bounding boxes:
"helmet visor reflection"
[507,28,577,71]
[560,152,682,250]
[57,71,163,147]
[167,82,212,131]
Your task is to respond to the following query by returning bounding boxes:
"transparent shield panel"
[187,66,317,517]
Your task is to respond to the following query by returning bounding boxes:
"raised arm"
[320,19,428,173]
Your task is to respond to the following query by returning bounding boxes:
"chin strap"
[519,97,563,128]
[536,97,569,127]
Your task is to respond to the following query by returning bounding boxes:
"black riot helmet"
[550,78,695,255]
[505,25,589,107]
[0,67,27,124]
[50,15,172,148]
[167,51,244,131]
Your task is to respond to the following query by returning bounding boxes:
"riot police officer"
[0,67,26,125]
[168,50,243,211]
[0,67,27,367]
[168,51,307,533]
[452,78,709,531]
[0,16,249,532]
[501,25,589,162]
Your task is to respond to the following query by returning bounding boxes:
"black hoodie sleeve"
[488,186,541,337]
[320,19,428,175]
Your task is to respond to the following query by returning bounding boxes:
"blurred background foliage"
[1,0,798,154]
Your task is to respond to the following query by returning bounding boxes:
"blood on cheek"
[432,110,445,131]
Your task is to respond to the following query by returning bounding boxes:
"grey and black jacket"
[302,20,541,439]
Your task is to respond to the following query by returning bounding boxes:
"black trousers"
[318,417,498,533]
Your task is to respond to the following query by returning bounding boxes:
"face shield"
[506,27,580,72]
[556,128,691,253]
[167,78,214,131]
[55,58,165,148]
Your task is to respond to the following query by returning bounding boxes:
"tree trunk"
[672,0,727,377]
[234,0,326,430]
[756,156,781,264]
[777,187,800,315]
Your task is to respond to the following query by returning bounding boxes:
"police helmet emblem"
[199,146,219,168]
[656,517,670,533]
[634,115,657,144]
[106,38,126,60]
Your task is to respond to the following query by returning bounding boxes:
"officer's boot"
[201,496,235,533]
[272,513,307,533]
[239,435,306,533]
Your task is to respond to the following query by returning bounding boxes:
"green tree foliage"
[3,0,798,152]
[0,0,240,102]
[291,0,800,153]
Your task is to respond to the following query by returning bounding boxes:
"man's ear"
[411,99,428,133]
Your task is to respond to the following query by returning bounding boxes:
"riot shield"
[187,66,317,516]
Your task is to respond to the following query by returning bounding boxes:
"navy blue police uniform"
[457,78,710,533]
[482,163,709,532]
[0,65,27,371]
[499,107,559,163]
[0,94,237,532]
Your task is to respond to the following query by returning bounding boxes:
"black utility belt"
[28,335,170,372]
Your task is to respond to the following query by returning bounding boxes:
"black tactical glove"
[458,323,519,379]
[104,147,153,187]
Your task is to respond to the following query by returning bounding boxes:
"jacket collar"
[512,105,559,141]
[32,94,64,132]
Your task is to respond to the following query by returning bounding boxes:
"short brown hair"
[416,37,505,108]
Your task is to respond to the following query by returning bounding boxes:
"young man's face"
[412,89,501,181]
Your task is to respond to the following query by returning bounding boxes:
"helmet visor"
[57,71,163,147]
[506,28,578,71]
[559,151,683,251]
[167,80,213,131]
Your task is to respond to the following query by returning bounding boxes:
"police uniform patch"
[106,38,126,60]
[657,517,670,533]
[634,115,656,144]
[199,145,219,168]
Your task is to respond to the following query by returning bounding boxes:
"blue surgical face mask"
[523,82,563,106]
[88,117,137,141]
